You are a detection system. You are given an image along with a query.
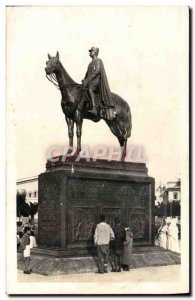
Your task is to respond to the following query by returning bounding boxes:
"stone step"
[17,247,180,276]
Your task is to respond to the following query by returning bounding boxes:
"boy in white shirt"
[94,214,115,274]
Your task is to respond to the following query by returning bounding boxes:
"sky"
[6,6,189,186]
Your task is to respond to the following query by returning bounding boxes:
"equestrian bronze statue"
[45,50,132,160]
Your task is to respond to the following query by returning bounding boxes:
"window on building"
[29,192,32,198]
[34,191,37,198]
[173,192,178,200]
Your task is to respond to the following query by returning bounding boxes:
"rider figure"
[82,47,114,117]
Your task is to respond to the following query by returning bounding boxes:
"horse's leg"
[75,110,83,157]
[118,137,127,161]
[65,116,74,154]
[122,140,127,161]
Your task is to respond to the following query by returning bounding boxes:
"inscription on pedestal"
[38,179,60,246]
[40,193,60,233]
[40,202,59,232]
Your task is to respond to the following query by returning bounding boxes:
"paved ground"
[18,264,180,283]
[15,265,185,294]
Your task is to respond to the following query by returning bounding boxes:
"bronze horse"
[45,51,132,160]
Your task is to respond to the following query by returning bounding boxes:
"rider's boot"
[88,90,97,115]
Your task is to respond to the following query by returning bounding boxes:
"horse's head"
[45,51,60,75]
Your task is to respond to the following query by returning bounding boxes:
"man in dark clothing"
[112,217,125,272]
[20,226,31,274]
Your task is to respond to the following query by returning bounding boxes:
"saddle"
[79,86,115,120]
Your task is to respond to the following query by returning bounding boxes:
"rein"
[46,74,80,90]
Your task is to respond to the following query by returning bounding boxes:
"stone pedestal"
[36,157,155,257]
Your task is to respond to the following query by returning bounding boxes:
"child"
[20,227,31,274]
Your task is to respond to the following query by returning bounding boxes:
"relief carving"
[128,208,147,238]
[74,207,95,241]
[102,208,121,228]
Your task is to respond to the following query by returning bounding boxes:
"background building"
[17,176,38,204]
[155,179,181,205]
[155,183,166,205]
[155,179,181,231]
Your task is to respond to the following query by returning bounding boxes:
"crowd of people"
[94,215,133,274]
[17,216,133,275]
[156,217,180,253]
[17,224,37,274]
[17,216,180,275]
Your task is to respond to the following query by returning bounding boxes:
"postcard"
[6,6,189,294]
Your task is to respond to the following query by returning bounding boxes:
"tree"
[28,202,38,225]
[154,200,181,217]
[16,190,30,221]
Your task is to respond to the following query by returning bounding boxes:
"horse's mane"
[59,61,77,85]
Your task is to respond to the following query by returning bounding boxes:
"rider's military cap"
[89,47,99,54]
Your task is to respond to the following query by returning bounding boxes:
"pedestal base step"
[17,247,180,276]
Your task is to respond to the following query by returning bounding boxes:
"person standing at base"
[121,225,133,271]
[167,218,180,253]
[20,226,31,274]
[94,214,115,274]
[112,217,125,272]
[157,218,168,249]
[30,230,37,249]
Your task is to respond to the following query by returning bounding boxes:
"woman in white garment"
[167,218,180,253]
[157,219,168,249]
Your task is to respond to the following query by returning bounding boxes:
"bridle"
[46,73,80,90]
[46,74,60,90]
